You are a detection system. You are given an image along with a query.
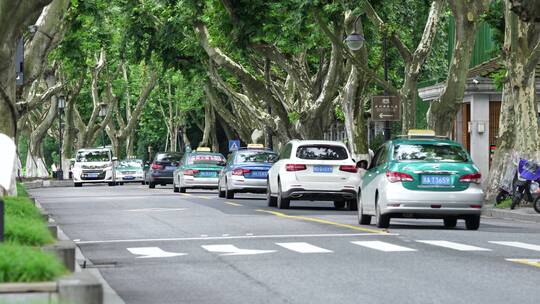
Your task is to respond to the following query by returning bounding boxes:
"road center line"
[75,232,396,245]
[256,209,387,234]
[225,202,243,206]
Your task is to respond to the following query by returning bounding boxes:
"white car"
[116,159,145,184]
[71,148,117,187]
[267,140,361,210]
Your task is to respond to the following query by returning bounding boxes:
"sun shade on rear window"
[296,145,348,160]
[393,144,469,162]
[237,151,278,163]
[188,154,225,165]
[155,153,182,162]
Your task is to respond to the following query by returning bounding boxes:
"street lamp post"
[346,16,391,140]
[99,103,108,147]
[57,95,65,180]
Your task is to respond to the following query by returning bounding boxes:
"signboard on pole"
[371,96,400,121]
[228,140,240,152]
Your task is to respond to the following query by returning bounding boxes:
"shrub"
[4,196,42,220]
[16,182,29,198]
[4,215,54,246]
[0,244,66,283]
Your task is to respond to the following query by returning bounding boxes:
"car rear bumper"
[183,177,219,189]
[380,183,484,216]
[230,177,267,192]
[283,188,356,201]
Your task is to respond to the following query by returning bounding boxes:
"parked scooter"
[510,158,540,212]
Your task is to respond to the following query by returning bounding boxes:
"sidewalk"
[483,207,540,223]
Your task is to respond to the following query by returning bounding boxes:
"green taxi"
[358,130,484,230]
[172,148,226,193]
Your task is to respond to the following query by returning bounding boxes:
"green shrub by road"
[0,183,66,283]
[0,244,65,283]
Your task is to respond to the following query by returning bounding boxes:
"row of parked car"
[72,130,485,229]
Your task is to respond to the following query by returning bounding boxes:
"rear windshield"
[187,154,225,165]
[155,153,182,162]
[118,160,143,169]
[237,151,278,163]
[296,145,348,160]
[393,144,469,162]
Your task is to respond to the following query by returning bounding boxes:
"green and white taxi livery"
[116,159,144,184]
[358,130,484,230]
[173,148,226,193]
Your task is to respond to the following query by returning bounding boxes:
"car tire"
[173,185,179,193]
[225,179,235,199]
[443,218,457,228]
[267,183,277,207]
[534,197,540,214]
[333,201,346,209]
[347,199,358,211]
[218,184,226,198]
[141,181,146,185]
[119,182,124,186]
[108,182,115,186]
[375,200,390,229]
[465,215,480,230]
[149,182,156,189]
[277,180,290,209]
[179,187,186,193]
[358,191,372,225]
[74,182,82,187]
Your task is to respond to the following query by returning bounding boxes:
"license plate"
[199,171,216,177]
[421,175,451,185]
[250,171,268,178]
[86,173,98,178]
[313,165,333,173]
[123,176,134,180]
[165,166,176,170]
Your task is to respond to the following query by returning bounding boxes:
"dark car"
[145,152,183,188]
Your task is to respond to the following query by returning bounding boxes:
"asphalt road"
[30,184,540,304]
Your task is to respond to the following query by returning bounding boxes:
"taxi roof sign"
[196,147,211,152]
[407,129,435,137]
[247,143,264,149]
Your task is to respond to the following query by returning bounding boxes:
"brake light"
[339,165,358,173]
[459,173,481,184]
[151,163,163,170]
[286,164,307,171]
[232,168,251,176]
[184,169,200,176]
[386,171,414,183]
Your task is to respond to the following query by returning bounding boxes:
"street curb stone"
[483,208,540,223]
[42,240,77,272]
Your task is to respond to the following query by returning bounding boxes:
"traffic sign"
[228,140,240,152]
[372,96,400,121]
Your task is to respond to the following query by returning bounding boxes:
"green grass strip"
[0,243,66,283]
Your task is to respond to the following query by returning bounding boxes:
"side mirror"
[356,160,368,170]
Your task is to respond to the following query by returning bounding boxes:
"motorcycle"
[510,158,540,212]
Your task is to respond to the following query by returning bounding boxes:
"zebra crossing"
[126,239,540,258]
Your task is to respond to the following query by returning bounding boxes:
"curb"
[24,179,74,189]
[483,208,540,223]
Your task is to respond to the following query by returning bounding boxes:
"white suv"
[267,140,361,210]
[72,148,117,187]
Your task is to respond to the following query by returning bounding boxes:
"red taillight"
[386,171,414,183]
[286,164,307,171]
[459,173,481,184]
[232,168,251,176]
[184,169,200,176]
[470,204,482,209]
[339,165,358,173]
[151,163,163,170]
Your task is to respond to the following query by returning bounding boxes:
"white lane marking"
[127,247,187,258]
[351,241,416,252]
[202,244,276,256]
[276,242,332,253]
[417,240,491,251]
[490,241,540,252]
[127,208,186,212]
[76,233,398,245]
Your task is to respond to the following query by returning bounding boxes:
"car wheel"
[179,187,186,193]
[108,182,115,186]
[218,182,226,198]
[74,182,82,187]
[173,185,179,193]
[119,182,124,186]
[534,197,540,213]
[333,201,346,209]
[465,215,480,230]
[375,199,390,229]
[225,179,235,199]
[149,182,156,189]
[358,191,372,225]
[347,199,358,211]
[267,182,277,207]
[141,181,146,185]
[277,180,290,209]
[443,218,457,228]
